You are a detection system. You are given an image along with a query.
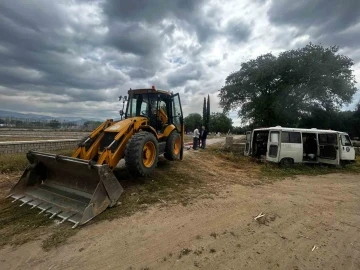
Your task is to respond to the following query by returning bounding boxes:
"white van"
[245,126,356,167]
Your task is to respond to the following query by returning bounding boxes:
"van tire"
[280,158,294,167]
[340,160,348,168]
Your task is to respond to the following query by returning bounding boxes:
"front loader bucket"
[8,151,123,227]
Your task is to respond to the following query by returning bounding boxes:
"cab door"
[244,131,252,156]
[339,134,356,161]
[267,130,280,162]
[317,133,339,165]
[171,93,184,160]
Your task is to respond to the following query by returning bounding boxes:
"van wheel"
[280,158,294,168]
[340,160,348,168]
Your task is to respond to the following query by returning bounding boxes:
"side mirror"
[119,109,124,116]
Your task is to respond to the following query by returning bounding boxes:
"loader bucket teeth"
[8,151,123,226]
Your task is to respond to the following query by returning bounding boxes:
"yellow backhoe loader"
[8,87,184,227]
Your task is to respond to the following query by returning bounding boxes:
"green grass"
[96,157,208,222]
[0,199,52,247]
[0,149,74,173]
[2,143,357,251]
[210,144,360,182]
[0,155,213,251]
[260,158,360,182]
[41,226,79,251]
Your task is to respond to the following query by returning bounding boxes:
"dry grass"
[260,157,360,182]
[0,143,358,251]
[0,151,219,251]
[0,149,74,173]
[0,198,52,248]
[209,144,360,183]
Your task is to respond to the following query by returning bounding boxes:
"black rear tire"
[125,132,159,177]
[164,131,181,161]
[280,158,294,168]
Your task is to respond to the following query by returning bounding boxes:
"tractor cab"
[124,87,183,136]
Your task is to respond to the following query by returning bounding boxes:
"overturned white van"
[245,127,356,167]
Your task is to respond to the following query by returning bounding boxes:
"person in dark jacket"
[199,126,208,149]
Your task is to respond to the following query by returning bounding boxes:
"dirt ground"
[0,138,359,270]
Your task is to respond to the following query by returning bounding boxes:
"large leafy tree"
[184,113,202,132]
[219,44,357,127]
[209,112,233,133]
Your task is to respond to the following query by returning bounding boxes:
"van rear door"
[266,130,280,163]
[244,131,252,156]
[317,133,339,165]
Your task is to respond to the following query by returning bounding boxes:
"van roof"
[253,126,349,135]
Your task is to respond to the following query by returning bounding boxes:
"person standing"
[193,127,200,150]
[200,126,208,149]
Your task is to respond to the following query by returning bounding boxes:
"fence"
[0,139,80,154]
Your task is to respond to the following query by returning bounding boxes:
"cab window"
[341,135,352,146]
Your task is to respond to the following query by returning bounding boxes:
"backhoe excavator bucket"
[8,151,123,227]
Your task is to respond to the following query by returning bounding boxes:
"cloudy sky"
[0,0,359,126]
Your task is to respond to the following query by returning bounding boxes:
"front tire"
[164,131,181,161]
[125,132,159,177]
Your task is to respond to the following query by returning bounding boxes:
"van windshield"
[341,135,352,146]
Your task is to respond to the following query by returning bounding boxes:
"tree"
[83,121,103,130]
[184,113,202,132]
[202,97,207,127]
[219,43,357,127]
[206,95,210,129]
[351,103,360,138]
[48,119,61,129]
[209,112,233,133]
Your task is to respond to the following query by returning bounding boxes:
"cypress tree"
[202,97,207,126]
[206,95,210,130]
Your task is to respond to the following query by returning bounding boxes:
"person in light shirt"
[193,127,200,150]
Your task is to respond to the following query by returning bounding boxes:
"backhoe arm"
[72,119,116,160]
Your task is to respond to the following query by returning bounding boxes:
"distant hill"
[0,110,101,125]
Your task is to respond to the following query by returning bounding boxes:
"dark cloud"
[268,0,360,48]
[167,63,203,87]
[0,0,358,120]
[268,0,360,33]
[105,22,162,56]
[226,19,252,43]
[103,0,204,23]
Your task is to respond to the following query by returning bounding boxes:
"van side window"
[319,134,338,145]
[281,132,301,143]
[341,135,352,146]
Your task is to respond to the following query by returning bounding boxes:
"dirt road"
[1,171,359,270]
